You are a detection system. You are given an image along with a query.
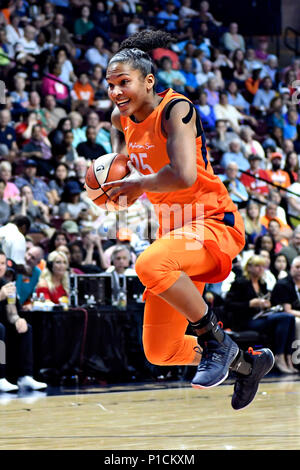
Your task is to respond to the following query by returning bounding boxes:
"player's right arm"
[111,106,127,154]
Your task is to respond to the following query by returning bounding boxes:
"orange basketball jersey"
[120,88,239,233]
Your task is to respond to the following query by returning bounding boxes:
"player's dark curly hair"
[108,30,174,77]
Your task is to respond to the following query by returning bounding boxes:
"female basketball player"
[103,30,274,410]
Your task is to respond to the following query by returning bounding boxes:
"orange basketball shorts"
[135,213,245,366]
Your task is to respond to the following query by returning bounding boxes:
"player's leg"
[143,290,202,367]
[136,237,240,388]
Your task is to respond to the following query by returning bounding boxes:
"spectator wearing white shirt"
[5,14,24,47]
[214,91,256,133]
[0,216,30,268]
[15,25,39,63]
[252,76,276,113]
[84,35,110,70]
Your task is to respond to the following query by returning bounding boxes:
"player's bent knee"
[135,244,170,287]
[143,341,179,366]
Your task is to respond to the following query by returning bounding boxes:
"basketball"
[84,153,130,211]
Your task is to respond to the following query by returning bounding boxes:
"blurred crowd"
[0,0,300,390]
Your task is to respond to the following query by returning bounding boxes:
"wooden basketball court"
[1,375,300,450]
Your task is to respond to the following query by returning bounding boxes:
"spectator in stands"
[12,183,50,230]
[279,225,300,266]
[0,178,11,225]
[69,240,103,274]
[225,254,297,374]
[157,56,186,94]
[266,152,291,189]
[0,215,30,268]
[48,117,72,148]
[244,63,263,104]
[46,12,77,57]
[54,46,77,89]
[58,179,90,220]
[74,5,95,44]
[76,126,106,160]
[71,72,95,108]
[284,151,299,184]
[52,129,79,169]
[84,35,110,70]
[252,76,276,115]
[195,60,220,88]
[106,245,136,303]
[35,250,69,304]
[0,161,20,204]
[222,22,245,53]
[270,252,289,281]
[203,77,219,107]
[15,24,40,65]
[218,162,249,208]
[210,119,239,154]
[271,255,300,343]
[179,57,199,98]
[260,202,292,239]
[195,90,216,133]
[240,154,271,204]
[82,111,112,153]
[5,13,24,47]
[242,201,267,248]
[14,159,52,205]
[231,49,249,85]
[227,81,249,114]
[287,179,300,228]
[214,91,256,134]
[283,109,299,141]
[47,230,69,255]
[0,251,47,392]
[73,157,88,188]
[262,54,279,86]
[21,124,53,177]
[41,60,69,108]
[254,234,276,265]
[239,125,265,161]
[0,109,18,162]
[16,245,43,309]
[267,218,290,253]
[103,228,137,268]
[10,74,29,114]
[156,1,179,33]
[266,96,285,132]
[220,138,250,172]
[42,94,67,132]
[48,162,69,206]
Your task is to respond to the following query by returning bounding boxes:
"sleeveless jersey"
[120,88,239,234]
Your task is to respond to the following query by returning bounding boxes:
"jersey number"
[129,153,155,174]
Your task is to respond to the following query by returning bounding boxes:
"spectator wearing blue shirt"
[227,81,250,114]
[0,109,18,157]
[252,76,276,114]
[283,109,299,141]
[180,57,199,98]
[219,161,249,208]
[156,1,179,32]
[195,91,216,132]
[220,138,250,172]
[14,160,52,205]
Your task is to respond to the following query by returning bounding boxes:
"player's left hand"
[102,161,145,206]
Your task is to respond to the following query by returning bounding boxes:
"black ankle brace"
[230,350,252,376]
[189,310,224,344]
